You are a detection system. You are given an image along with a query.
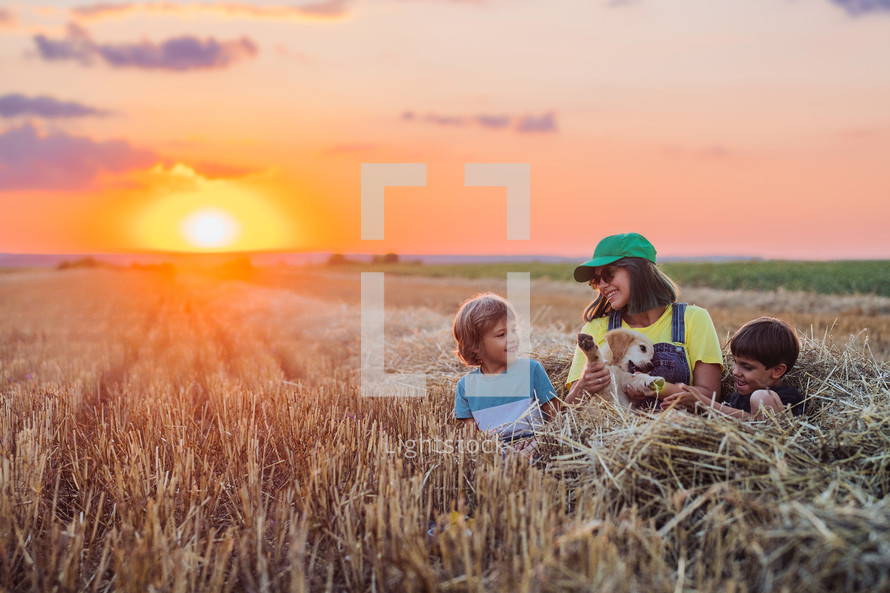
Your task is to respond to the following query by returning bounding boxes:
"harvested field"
[1,268,888,592]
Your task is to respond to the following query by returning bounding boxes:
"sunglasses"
[587,265,618,289]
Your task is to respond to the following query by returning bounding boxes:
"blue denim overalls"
[608,302,690,409]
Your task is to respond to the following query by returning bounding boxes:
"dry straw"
[1,270,888,592]
[536,330,890,592]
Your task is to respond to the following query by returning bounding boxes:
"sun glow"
[180,209,240,248]
[132,164,293,252]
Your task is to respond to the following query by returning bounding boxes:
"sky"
[0,0,888,260]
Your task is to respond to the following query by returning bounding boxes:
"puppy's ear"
[604,330,635,366]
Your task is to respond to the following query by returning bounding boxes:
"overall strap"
[671,303,687,344]
[608,310,623,330]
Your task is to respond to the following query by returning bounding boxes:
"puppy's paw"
[628,373,661,396]
[577,333,601,362]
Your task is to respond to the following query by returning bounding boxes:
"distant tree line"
[56,257,106,270]
[326,253,405,266]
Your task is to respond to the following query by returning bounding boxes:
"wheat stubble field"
[1,266,889,592]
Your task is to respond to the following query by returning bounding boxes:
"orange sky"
[1,0,889,259]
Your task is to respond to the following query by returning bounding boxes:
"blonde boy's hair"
[453,293,517,366]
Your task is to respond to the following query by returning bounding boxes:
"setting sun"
[130,164,294,253]
[180,209,240,249]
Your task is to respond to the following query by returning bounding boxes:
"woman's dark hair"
[582,257,678,322]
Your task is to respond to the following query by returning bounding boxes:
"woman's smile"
[595,266,630,309]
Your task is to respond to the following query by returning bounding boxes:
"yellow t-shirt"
[566,304,723,387]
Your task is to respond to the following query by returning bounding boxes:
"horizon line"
[3,251,889,267]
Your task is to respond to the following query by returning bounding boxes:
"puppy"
[577,328,664,408]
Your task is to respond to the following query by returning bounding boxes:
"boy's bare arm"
[661,385,786,419]
[745,390,789,418]
[660,384,724,411]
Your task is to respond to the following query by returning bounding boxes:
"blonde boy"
[452,293,558,443]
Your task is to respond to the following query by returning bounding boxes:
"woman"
[565,232,723,406]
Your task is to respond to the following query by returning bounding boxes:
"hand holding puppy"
[576,360,613,395]
[625,375,665,401]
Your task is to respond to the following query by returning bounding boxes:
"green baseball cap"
[573,232,657,282]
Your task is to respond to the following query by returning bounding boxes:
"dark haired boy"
[662,317,804,418]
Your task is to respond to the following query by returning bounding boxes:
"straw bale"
[529,326,890,593]
[396,306,890,592]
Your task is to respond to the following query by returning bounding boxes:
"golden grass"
[1,268,888,592]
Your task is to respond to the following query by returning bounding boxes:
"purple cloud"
[0,124,155,190]
[402,110,559,134]
[515,111,557,134]
[34,23,95,65]
[34,23,258,70]
[98,35,257,70]
[829,0,890,15]
[474,114,511,129]
[0,94,109,118]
